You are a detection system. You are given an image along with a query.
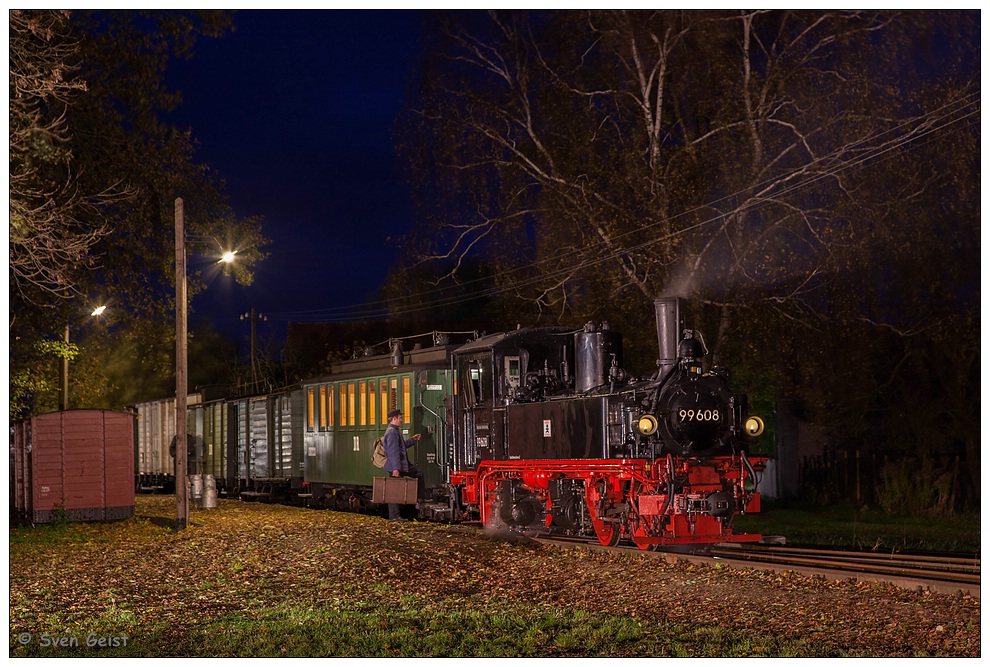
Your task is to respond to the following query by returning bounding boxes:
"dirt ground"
[9,496,980,656]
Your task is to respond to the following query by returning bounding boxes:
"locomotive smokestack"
[654,297,685,377]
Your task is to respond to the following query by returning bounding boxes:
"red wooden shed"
[10,409,136,524]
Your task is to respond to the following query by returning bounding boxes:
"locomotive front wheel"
[595,522,621,547]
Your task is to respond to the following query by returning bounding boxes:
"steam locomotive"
[135,297,767,548]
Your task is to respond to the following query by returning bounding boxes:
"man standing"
[382,408,423,521]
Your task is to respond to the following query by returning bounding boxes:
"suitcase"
[372,476,419,504]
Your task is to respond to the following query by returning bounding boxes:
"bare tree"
[398,10,978,357]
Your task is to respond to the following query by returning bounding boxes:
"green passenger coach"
[300,342,456,510]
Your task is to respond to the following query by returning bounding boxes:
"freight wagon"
[11,409,135,524]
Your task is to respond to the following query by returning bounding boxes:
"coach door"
[416,369,452,489]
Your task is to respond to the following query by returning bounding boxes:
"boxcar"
[134,393,202,493]
[225,388,305,501]
[134,387,304,501]
[11,409,135,523]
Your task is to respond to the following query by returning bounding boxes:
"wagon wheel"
[586,479,621,547]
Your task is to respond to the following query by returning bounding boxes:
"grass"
[734,500,981,554]
[10,595,849,658]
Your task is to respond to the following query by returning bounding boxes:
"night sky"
[165,10,425,344]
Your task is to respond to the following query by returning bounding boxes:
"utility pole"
[175,197,188,530]
[241,308,267,387]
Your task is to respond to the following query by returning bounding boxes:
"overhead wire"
[275,93,980,322]
[265,92,980,323]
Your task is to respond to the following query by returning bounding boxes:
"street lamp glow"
[91,305,107,317]
[219,250,237,264]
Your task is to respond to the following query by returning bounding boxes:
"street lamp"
[61,305,108,411]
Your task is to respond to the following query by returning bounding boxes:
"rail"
[530,534,980,599]
[710,543,980,589]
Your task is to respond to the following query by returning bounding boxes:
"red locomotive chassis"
[451,453,766,549]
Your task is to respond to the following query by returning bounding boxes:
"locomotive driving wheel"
[585,479,621,547]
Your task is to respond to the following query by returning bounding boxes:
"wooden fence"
[800,449,976,513]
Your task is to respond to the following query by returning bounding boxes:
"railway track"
[531,534,980,599]
[708,543,980,598]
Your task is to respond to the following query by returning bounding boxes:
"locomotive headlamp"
[636,414,659,436]
[744,416,765,437]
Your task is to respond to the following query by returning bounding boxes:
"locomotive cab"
[452,325,642,467]
[452,327,575,467]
